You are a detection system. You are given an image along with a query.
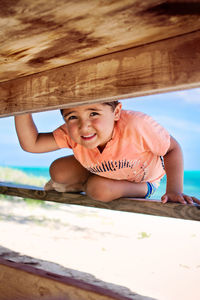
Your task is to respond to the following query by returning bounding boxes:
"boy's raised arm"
[14,114,59,153]
[162,136,200,205]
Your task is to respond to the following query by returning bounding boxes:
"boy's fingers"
[161,194,200,205]
[182,195,200,205]
[162,194,187,204]
[176,195,187,204]
[183,194,194,204]
[192,197,200,205]
[161,195,168,204]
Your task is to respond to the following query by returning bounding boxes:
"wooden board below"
[0,182,199,221]
[0,247,146,300]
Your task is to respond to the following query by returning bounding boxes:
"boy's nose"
[79,119,91,130]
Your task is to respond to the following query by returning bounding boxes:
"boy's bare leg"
[44,155,90,192]
[85,174,148,202]
[44,155,148,200]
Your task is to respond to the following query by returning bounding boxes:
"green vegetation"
[0,167,47,186]
[0,166,48,206]
[137,232,151,239]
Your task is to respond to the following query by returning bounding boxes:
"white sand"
[0,197,200,300]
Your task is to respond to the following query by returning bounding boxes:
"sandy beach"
[0,196,200,300]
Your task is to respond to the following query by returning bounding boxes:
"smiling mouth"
[81,134,96,141]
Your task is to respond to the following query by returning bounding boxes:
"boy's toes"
[44,179,54,191]
[44,180,83,193]
[52,182,69,192]
[44,180,68,192]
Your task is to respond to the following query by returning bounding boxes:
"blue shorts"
[145,182,158,199]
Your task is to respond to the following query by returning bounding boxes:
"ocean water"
[7,166,200,199]
[11,166,50,179]
[154,171,200,199]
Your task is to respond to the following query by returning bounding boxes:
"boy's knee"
[85,176,114,202]
[49,156,89,185]
[49,158,65,183]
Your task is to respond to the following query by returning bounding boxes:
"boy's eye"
[67,115,77,121]
[90,112,99,117]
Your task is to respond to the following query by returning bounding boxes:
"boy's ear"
[114,102,122,121]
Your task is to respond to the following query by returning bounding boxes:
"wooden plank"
[0,30,200,117]
[1,0,200,83]
[0,251,144,300]
[0,182,199,221]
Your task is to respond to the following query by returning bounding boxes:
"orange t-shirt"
[53,110,170,183]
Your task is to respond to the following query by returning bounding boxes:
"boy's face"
[62,103,122,150]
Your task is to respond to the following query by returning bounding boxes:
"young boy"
[15,101,199,205]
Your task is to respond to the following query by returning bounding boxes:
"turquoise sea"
[9,166,200,199]
[11,166,51,179]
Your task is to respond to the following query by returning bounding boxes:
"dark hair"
[60,101,119,116]
[103,101,119,111]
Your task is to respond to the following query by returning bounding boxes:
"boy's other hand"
[161,192,200,205]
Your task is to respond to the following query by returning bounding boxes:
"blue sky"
[0,88,200,170]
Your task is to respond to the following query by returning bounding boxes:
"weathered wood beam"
[1,0,200,83]
[0,254,141,300]
[0,30,200,117]
[0,246,148,300]
[0,182,199,221]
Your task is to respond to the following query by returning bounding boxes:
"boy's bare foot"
[44,179,54,191]
[44,179,83,193]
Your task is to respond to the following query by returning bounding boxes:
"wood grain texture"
[1,30,200,117]
[1,0,200,83]
[0,246,150,300]
[0,246,149,300]
[0,259,140,300]
[0,182,199,221]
